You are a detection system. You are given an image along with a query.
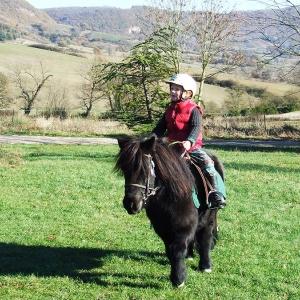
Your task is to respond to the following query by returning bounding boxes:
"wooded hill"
[45,6,145,35]
[44,6,273,55]
[0,0,69,41]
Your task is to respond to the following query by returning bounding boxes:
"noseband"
[126,154,160,207]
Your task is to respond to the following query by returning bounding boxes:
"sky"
[26,0,275,11]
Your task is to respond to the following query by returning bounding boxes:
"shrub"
[0,72,11,108]
[41,107,69,120]
[244,87,266,98]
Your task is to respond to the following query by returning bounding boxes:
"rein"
[126,154,160,207]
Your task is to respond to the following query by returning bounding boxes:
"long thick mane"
[116,137,194,202]
[116,138,149,178]
[153,141,195,202]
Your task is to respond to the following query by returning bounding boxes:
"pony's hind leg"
[165,241,188,287]
[186,240,194,260]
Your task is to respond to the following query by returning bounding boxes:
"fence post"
[263,113,267,133]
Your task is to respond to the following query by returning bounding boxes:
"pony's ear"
[117,137,129,149]
[141,134,157,153]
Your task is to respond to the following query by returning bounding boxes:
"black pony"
[116,135,224,287]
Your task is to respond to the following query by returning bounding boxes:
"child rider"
[152,73,226,209]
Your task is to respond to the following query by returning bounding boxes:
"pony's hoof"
[201,268,212,273]
[177,282,185,288]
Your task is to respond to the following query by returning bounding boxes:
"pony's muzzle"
[123,196,143,214]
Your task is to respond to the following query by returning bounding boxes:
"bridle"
[125,154,160,207]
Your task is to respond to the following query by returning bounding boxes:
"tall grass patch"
[0,147,23,167]
[0,115,132,137]
[0,145,299,299]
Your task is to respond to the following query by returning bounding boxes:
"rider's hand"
[182,140,192,151]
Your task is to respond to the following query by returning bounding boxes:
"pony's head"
[116,134,195,215]
[116,135,157,214]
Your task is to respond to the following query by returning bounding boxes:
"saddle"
[187,154,213,208]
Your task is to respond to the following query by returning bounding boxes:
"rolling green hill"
[0,42,89,108]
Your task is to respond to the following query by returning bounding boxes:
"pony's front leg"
[165,241,188,287]
[196,227,213,272]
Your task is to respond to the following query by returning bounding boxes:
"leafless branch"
[12,62,53,114]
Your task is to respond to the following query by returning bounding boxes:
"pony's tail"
[206,151,225,181]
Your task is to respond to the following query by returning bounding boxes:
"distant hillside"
[0,0,57,29]
[45,6,143,35]
[0,1,295,63]
[45,6,272,55]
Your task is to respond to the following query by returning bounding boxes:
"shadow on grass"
[224,162,300,174]
[24,152,116,163]
[0,243,166,288]
[205,144,300,153]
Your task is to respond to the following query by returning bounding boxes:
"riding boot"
[208,190,226,209]
[205,169,226,210]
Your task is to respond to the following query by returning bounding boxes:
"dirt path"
[0,135,117,145]
[0,135,299,151]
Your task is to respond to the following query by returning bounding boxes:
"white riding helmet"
[165,73,197,97]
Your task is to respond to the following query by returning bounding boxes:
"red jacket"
[165,99,203,151]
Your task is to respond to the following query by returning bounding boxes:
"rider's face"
[170,84,183,102]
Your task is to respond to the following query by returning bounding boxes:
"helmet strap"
[181,90,192,100]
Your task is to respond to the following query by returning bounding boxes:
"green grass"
[0,144,299,299]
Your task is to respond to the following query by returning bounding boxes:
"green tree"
[224,87,245,116]
[100,27,178,122]
[0,32,5,41]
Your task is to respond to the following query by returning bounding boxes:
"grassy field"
[0,144,299,299]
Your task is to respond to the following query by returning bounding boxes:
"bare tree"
[140,0,193,32]
[44,83,70,119]
[79,64,104,118]
[138,0,194,72]
[13,62,53,115]
[257,0,300,59]
[191,0,243,105]
[255,0,300,82]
